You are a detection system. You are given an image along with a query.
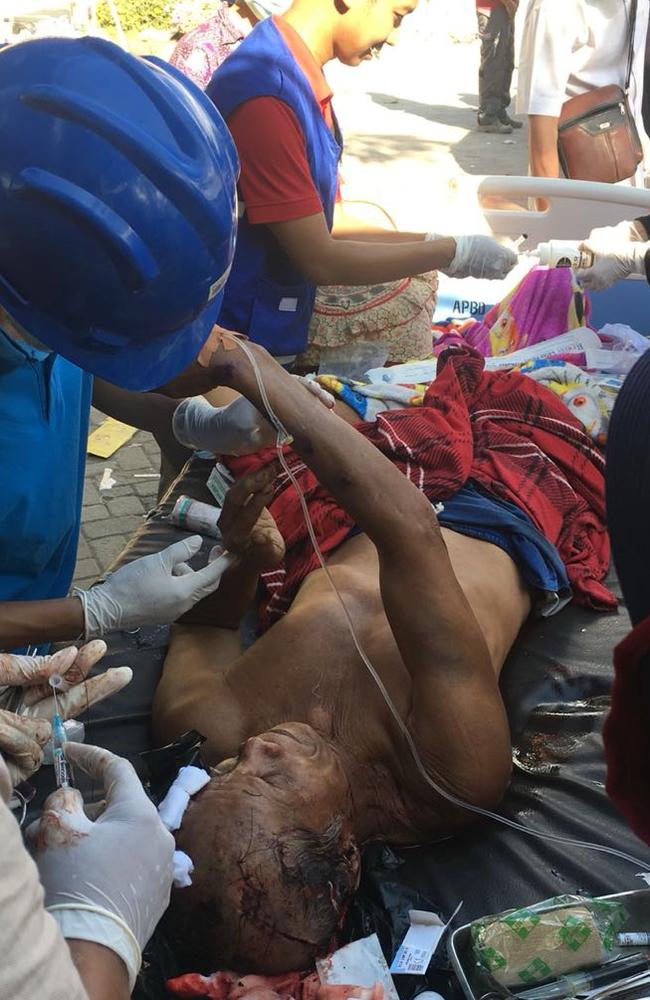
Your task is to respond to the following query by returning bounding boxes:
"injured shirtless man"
[153,337,610,977]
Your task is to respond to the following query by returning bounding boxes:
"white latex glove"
[442,234,518,280]
[29,743,175,990]
[74,537,234,639]
[576,227,650,290]
[0,642,132,785]
[172,378,335,457]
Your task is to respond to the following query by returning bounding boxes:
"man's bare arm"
[528,114,561,178]
[92,379,177,433]
[0,598,84,648]
[216,342,512,806]
[269,212,456,286]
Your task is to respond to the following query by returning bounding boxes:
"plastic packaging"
[318,340,389,382]
[170,495,222,539]
[316,933,399,1000]
[527,241,594,269]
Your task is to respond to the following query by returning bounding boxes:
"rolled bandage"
[157,764,210,832]
[472,897,626,988]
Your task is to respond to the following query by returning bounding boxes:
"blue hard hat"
[0,36,239,390]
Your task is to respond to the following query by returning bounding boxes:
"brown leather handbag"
[557,0,643,183]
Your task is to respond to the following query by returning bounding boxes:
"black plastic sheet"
[34,456,650,998]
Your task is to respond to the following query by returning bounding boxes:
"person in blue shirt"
[0,35,242,648]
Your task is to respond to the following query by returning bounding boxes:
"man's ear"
[335,0,365,13]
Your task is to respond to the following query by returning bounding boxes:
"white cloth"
[172,849,195,888]
[157,765,210,890]
[0,755,89,1000]
[157,764,210,832]
[516,0,649,183]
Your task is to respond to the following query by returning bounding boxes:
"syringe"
[52,713,72,789]
[49,674,73,789]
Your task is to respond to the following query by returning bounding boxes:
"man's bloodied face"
[169,723,361,974]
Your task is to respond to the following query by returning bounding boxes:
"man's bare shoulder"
[441,527,532,672]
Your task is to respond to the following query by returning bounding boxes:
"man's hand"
[502,0,518,17]
[75,538,235,639]
[30,743,175,991]
[576,225,650,290]
[442,234,518,280]
[0,643,132,784]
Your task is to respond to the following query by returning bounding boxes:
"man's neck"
[280,6,334,67]
[338,744,416,844]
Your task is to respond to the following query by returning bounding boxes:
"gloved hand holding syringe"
[28,743,175,992]
[0,642,174,995]
[0,642,131,786]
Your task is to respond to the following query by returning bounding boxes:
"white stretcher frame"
[434,176,650,330]
[477,176,650,251]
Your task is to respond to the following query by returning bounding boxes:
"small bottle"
[171,495,222,539]
[534,240,594,269]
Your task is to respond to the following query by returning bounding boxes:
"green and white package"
[471,895,627,988]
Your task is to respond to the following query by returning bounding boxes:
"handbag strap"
[625,0,638,92]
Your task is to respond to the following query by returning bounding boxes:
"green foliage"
[96,0,173,33]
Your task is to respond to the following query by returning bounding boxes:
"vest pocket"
[248,278,314,356]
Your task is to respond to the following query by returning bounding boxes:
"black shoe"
[477,117,512,134]
[499,111,523,129]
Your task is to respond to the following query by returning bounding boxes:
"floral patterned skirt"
[295,271,438,369]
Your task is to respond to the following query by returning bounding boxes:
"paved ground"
[73,2,530,589]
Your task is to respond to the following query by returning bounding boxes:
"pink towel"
[433,267,592,357]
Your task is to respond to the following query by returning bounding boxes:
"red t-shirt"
[226,16,339,225]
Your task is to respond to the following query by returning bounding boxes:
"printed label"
[390,902,463,976]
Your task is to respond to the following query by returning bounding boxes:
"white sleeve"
[0,757,90,1000]
[516,0,582,116]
